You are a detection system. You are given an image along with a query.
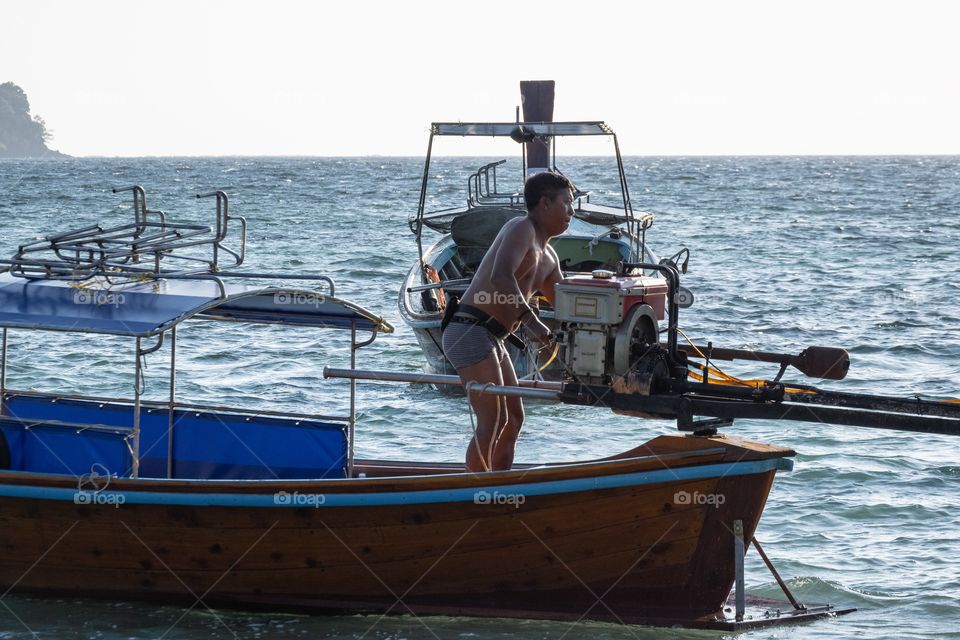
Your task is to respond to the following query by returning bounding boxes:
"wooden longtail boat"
[0,187,847,630]
[0,433,794,627]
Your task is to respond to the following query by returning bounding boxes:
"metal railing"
[0,186,247,283]
[467,160,524,208]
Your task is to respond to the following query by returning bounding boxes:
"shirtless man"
[441,171,574,472]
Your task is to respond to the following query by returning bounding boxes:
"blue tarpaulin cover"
[0,394,347,480]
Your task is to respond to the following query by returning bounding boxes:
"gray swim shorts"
[442,321,506,370]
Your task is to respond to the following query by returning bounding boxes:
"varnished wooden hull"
[0,434,793,625]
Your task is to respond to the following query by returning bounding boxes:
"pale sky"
[2,0,958,157]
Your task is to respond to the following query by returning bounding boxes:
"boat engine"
[553,269,671,385]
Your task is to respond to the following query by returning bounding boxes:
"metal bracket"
[753,536,806,612]
[677,409,734,435]
[733,519,746,622]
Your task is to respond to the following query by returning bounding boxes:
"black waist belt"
[449,303,525,349]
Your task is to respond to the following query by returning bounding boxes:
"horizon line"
[6,152,960,160]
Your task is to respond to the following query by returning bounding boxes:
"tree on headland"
[0,82,65,158]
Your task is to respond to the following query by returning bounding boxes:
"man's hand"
[525,317,553,348]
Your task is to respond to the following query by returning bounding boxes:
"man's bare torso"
[461,216,557,332]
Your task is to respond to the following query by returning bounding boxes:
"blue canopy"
[0,273,392,337]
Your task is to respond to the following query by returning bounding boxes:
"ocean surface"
[0,156,958,639]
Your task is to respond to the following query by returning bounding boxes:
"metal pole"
[1,328,7,415]
[322,367,564,391]
[415,132,435,273]
[465,381,559,401]
[213,195,220,268]
[167,327,177,479]
[611,134,637,260]
[552,132,557,171]
[752,536,805,611]
[132,338,143,478]
[733,519,745,622]
[113,185,148,236]
[518,106,527,181]
[348,321,357,479]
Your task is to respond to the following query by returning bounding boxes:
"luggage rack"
[466,159,592,209]
[0,186,247,283]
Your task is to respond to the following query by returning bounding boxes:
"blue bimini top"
[0,273,392,337]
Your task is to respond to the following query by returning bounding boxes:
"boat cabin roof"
[0,273,393,337]
[432,121,613,137]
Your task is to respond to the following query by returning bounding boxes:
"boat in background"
[0,187,843,630]
[399,81,685,379]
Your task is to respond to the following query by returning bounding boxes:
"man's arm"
[538,244,565,307]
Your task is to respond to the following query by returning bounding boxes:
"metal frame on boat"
[0,187,840,630]
[411,121,651,267]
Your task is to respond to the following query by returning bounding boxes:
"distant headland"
[0,82,67,158]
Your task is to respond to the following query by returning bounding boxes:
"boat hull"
[0,435,791,625]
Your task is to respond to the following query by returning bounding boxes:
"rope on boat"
[537,342,559,373]
[678,327,815,394]
[677,327,763,387]
[465,380,505,473]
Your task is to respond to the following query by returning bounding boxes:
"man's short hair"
[524,171,573,211]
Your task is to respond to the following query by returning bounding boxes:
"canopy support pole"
[166,327,177,479]
[1,328,7,415]
[130,332,163,479]
[348,320,357,479]
[132,338,142,479]
[415,132,435,273]
[611,133,637,259]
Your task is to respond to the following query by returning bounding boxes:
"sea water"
[0,156,958,639]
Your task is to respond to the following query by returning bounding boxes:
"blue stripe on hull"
[0,458,792,508]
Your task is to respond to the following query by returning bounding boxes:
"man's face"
[543,188,574,234]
